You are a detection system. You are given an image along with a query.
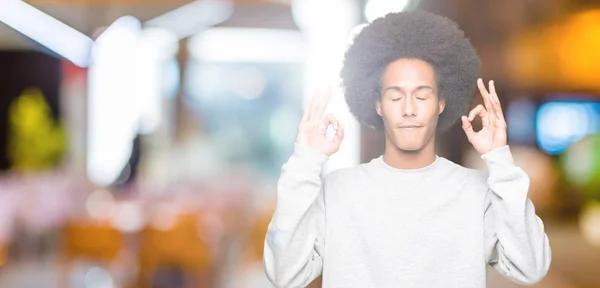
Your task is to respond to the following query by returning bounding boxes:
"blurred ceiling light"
[92,15,141,61]
[364,0,411,22]
[292,0,361,174]
[0,0,93,67]
[138,27,179,61]
[292,0,357,32]
[135,28,178,134]
[188,27,305,62]
[536,101,599,155]
[89,16,175,187]
[292,0,359,89]
[87,16,142,187]
[290,0,322,31]
[145,0,234,40]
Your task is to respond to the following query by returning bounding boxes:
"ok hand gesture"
[296,88,345,157]
[461,79,508,155]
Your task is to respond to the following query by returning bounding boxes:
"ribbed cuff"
[480,145,516,176]
[287,143,329,176]
[294,143,329,162]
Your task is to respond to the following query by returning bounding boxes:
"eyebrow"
[383,85,434,94]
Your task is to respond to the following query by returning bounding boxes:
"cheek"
[422,102,440,118]
[383,101,401,114]
[379,102,392,117]
[382,108,401,124]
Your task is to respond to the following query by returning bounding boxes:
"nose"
[401,97,416,117]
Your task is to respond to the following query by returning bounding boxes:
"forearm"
[483,146,551,284]
[264,143,328,288]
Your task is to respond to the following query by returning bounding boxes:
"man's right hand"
[296,87,345,157]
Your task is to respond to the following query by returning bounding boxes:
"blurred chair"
[60,220,125,287]
[244,205,322,287]
[248,209,271,263]
[0,243,7,268]
[136,212,213,288]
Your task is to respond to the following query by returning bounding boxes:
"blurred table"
[0,220,599,288]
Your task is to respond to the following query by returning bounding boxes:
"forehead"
[382,58,436,86]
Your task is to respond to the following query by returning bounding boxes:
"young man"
[264,11,551,288]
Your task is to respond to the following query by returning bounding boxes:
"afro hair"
[340,11,480,132]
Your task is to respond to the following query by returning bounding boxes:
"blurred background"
[0,0,599,287]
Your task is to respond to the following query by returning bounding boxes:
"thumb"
[461,116,476,140]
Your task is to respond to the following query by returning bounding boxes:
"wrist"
[480,145,515,173]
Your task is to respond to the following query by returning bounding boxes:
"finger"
[301,93,315,122]
[493,102,506,125]
[319,114,339,134]
[461,116,476,139]
[489,80,506,124]
[325,114,339,130]
[486,80,498,126]
[477,78,489,96]
[315,86,333,120]
[467,104,486,121]
[468,104,491,127]
[487,95,496,127]
[478,78,493,114]
[489,79,497,96]
[333,122,345,144]
[308,89,324,121]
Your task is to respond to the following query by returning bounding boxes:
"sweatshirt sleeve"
[263,142,329,288]
[482,145,552,285]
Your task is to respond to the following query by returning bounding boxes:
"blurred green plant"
[7,88,67,172]
[560,133,600,201]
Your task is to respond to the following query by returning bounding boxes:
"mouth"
[398,125,423,129]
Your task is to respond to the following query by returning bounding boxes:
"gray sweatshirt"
[264,143,551,288]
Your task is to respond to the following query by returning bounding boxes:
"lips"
[398,125,423,128]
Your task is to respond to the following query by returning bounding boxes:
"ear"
[438,98,446,115]
[376,100,382,116]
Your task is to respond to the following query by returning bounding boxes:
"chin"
[397,145,423,153]
[394,141,424,152]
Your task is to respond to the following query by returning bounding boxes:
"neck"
[382,137,437,170]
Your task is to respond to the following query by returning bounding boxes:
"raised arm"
[463,79,550,284]
[482,146,551,284]
[264,88,344,287]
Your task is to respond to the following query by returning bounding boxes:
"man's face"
[376,58,445,153]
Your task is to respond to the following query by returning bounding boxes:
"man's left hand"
[461,78,508,155]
